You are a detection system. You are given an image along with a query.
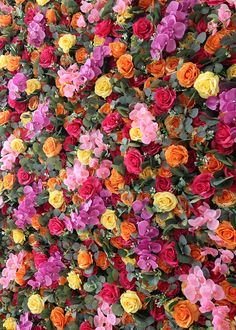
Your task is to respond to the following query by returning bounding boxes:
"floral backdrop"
[0,0,236,329]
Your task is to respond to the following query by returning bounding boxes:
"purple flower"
[26,101,50,138]
[7,73,27,99]
[92,45,111,67]
[28,12,45,48]
[137,253,158,271]
[138,220,159,238]
[219,88,236,125]
[16,313,32,330]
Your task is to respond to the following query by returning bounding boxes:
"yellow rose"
[20,112,32,125]
[116,7,133,25]
[12,229,25,244]
[36,0,50,5]
[78,231,90,241]
[139,167,156,179]
[122,256,136,266]
[153,192,178,212]
[49,190,64,209]
[58,34,76,53]
[67,271,82,290]
[100,209,117,230]
[130,127,142,141]
[154,213,173,228]
[10,138,26,153]
[26,79,41,95]
[77,149,92,165]
[3,317,17,330]
[120,290,142,313]
[27,294,44,314]
[95,76,112,98]
[227,64,236,80]
[193,71,219,99]
[94,35,105,46]
[0,55,8,69]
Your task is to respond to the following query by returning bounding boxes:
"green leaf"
[196,32,206,44]
[211,176,234,189]
[227,278,236,288]
[112,303,124,316]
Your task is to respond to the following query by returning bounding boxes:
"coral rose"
[146,59,165,78]
[109,41,127,58]
[172,300,200,328]
[176,62,200,88]
[215,221,236,249]
[50,307,65,330]
[77,250,93,269]
[0,15,12,27]
[43,137,62,158]
[117,54,134,78]
[165,145,188,167]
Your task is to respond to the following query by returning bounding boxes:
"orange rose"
[105,169,125,194]
[157,257,172,273]
[190,245,205,262]
[174,195,191,218]
[121,313,134,325]
[200,153,224,173]
[120,221,136,241]
[165,145,188,167]
[213,189,236,208]
[50,307,65,330]
[56,103,67,116]
[146,60,165,78]
[120,191,134,206]
[28,96,39,110]
[75,47,88,64]
[43,137,62,158]
[117,54,134,78]
[110,236,126,249]
[77,250,93,269]
[178,93,195,109]
[166,57,180,73]
[95,251,109,270]
[0,15,12,27]
[3,173,15,190]
[220,280,236,304]
[204,29,229,55]
[158,166,173,178]
[172,300,200,328]
[99,103,111,114]
[71,12,82,29]
[15,264,27,286]
[46,9,57,24]
[109,42,127,58]
[164,115,183,139]
[31,214,41,230]
[215,221,236,249]
[176,62,200,88]
[6,55,21,72]
[138,0,154,10]
[0,111,11,125]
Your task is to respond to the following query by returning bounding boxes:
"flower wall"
[0,0,236,329]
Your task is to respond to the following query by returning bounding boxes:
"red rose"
[192,112,207,127]
[98,283,120,304]
[196,17,207,33]
[8,98,27,114]
[160,242,178,267]
[63,136,77,151]
[17,167,34,185]
[157,280,169,293]
[154,88,176,114]
[112,255,126,270]
[133,17,154,40]
[0,37,6,49]
[22,49,31,62]
[211,123,234,155]
[95,19,112,38]
[48,217,65,236]
[49,244,60,255]
[39,46,56,68]
[80,321,94,330]
[124,148,143,175]
[206,0,224,5]
[150,304,165,322]
[65,119,82,138]
[33,251,48,269]
[119,270,136,290]
[122,123,131,139]
[174,264,191,276]
[155,176,172,192]
[78,177,102,201]
[142,142,161,155]
[102,112,122,134]
[185,150,197,173]
[191,173,215,198]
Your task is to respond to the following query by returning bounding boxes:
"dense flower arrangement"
[0,0,236,329]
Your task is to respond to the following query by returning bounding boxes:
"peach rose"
[43,137,62,158]
[200,153,224,173]
[117,54,134,78]
[215,221,236,249]
[50,307,65,330]
[77,250,93,269]
[109,42,127,58]
[0,15,12,27]
[6,55,21,72]
[220,280,236,304]
[172,300,200,328]
[120,221,136,241]
[165,57,180,73]
[3,173,15,190]
[75,47,88,63]
[204,29,229,55]
[95,251,109,270]
[105,169,125,194]
[146,59,165,78]
[213,189,236,208]
[0,111,11,125]
[165,145,188,168]
[46,9,57,24]
[164,115,183,139]
[176,62,200,88]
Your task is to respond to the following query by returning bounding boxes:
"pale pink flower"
[208,21,218,35]
[77,15,86,28]
[218,4,231,27]
[64,159,89,191]
[212,306,230,330]
[88,8,100,23]
[80,0,93,13]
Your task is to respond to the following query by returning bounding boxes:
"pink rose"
[48,217,65,236]
[95,19,112,37]
[119,270,136,290]
[155,176,172,192]
[98,283,120,304]
[191,173,215,198]
[17,167,34,185]
[124,148,143,175]
[63,136,77,151]
[78,176,102,200]
[154,87,176,115]
[211,123,234,155]
[218,4,231,26]
[39,46,56,68]
[65,119,83,138]
[160,242,178,267]
[150,304,165,322]
[102,112,122,134]
[133,17,154,40]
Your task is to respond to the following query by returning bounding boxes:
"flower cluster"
[0,0,236,329]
